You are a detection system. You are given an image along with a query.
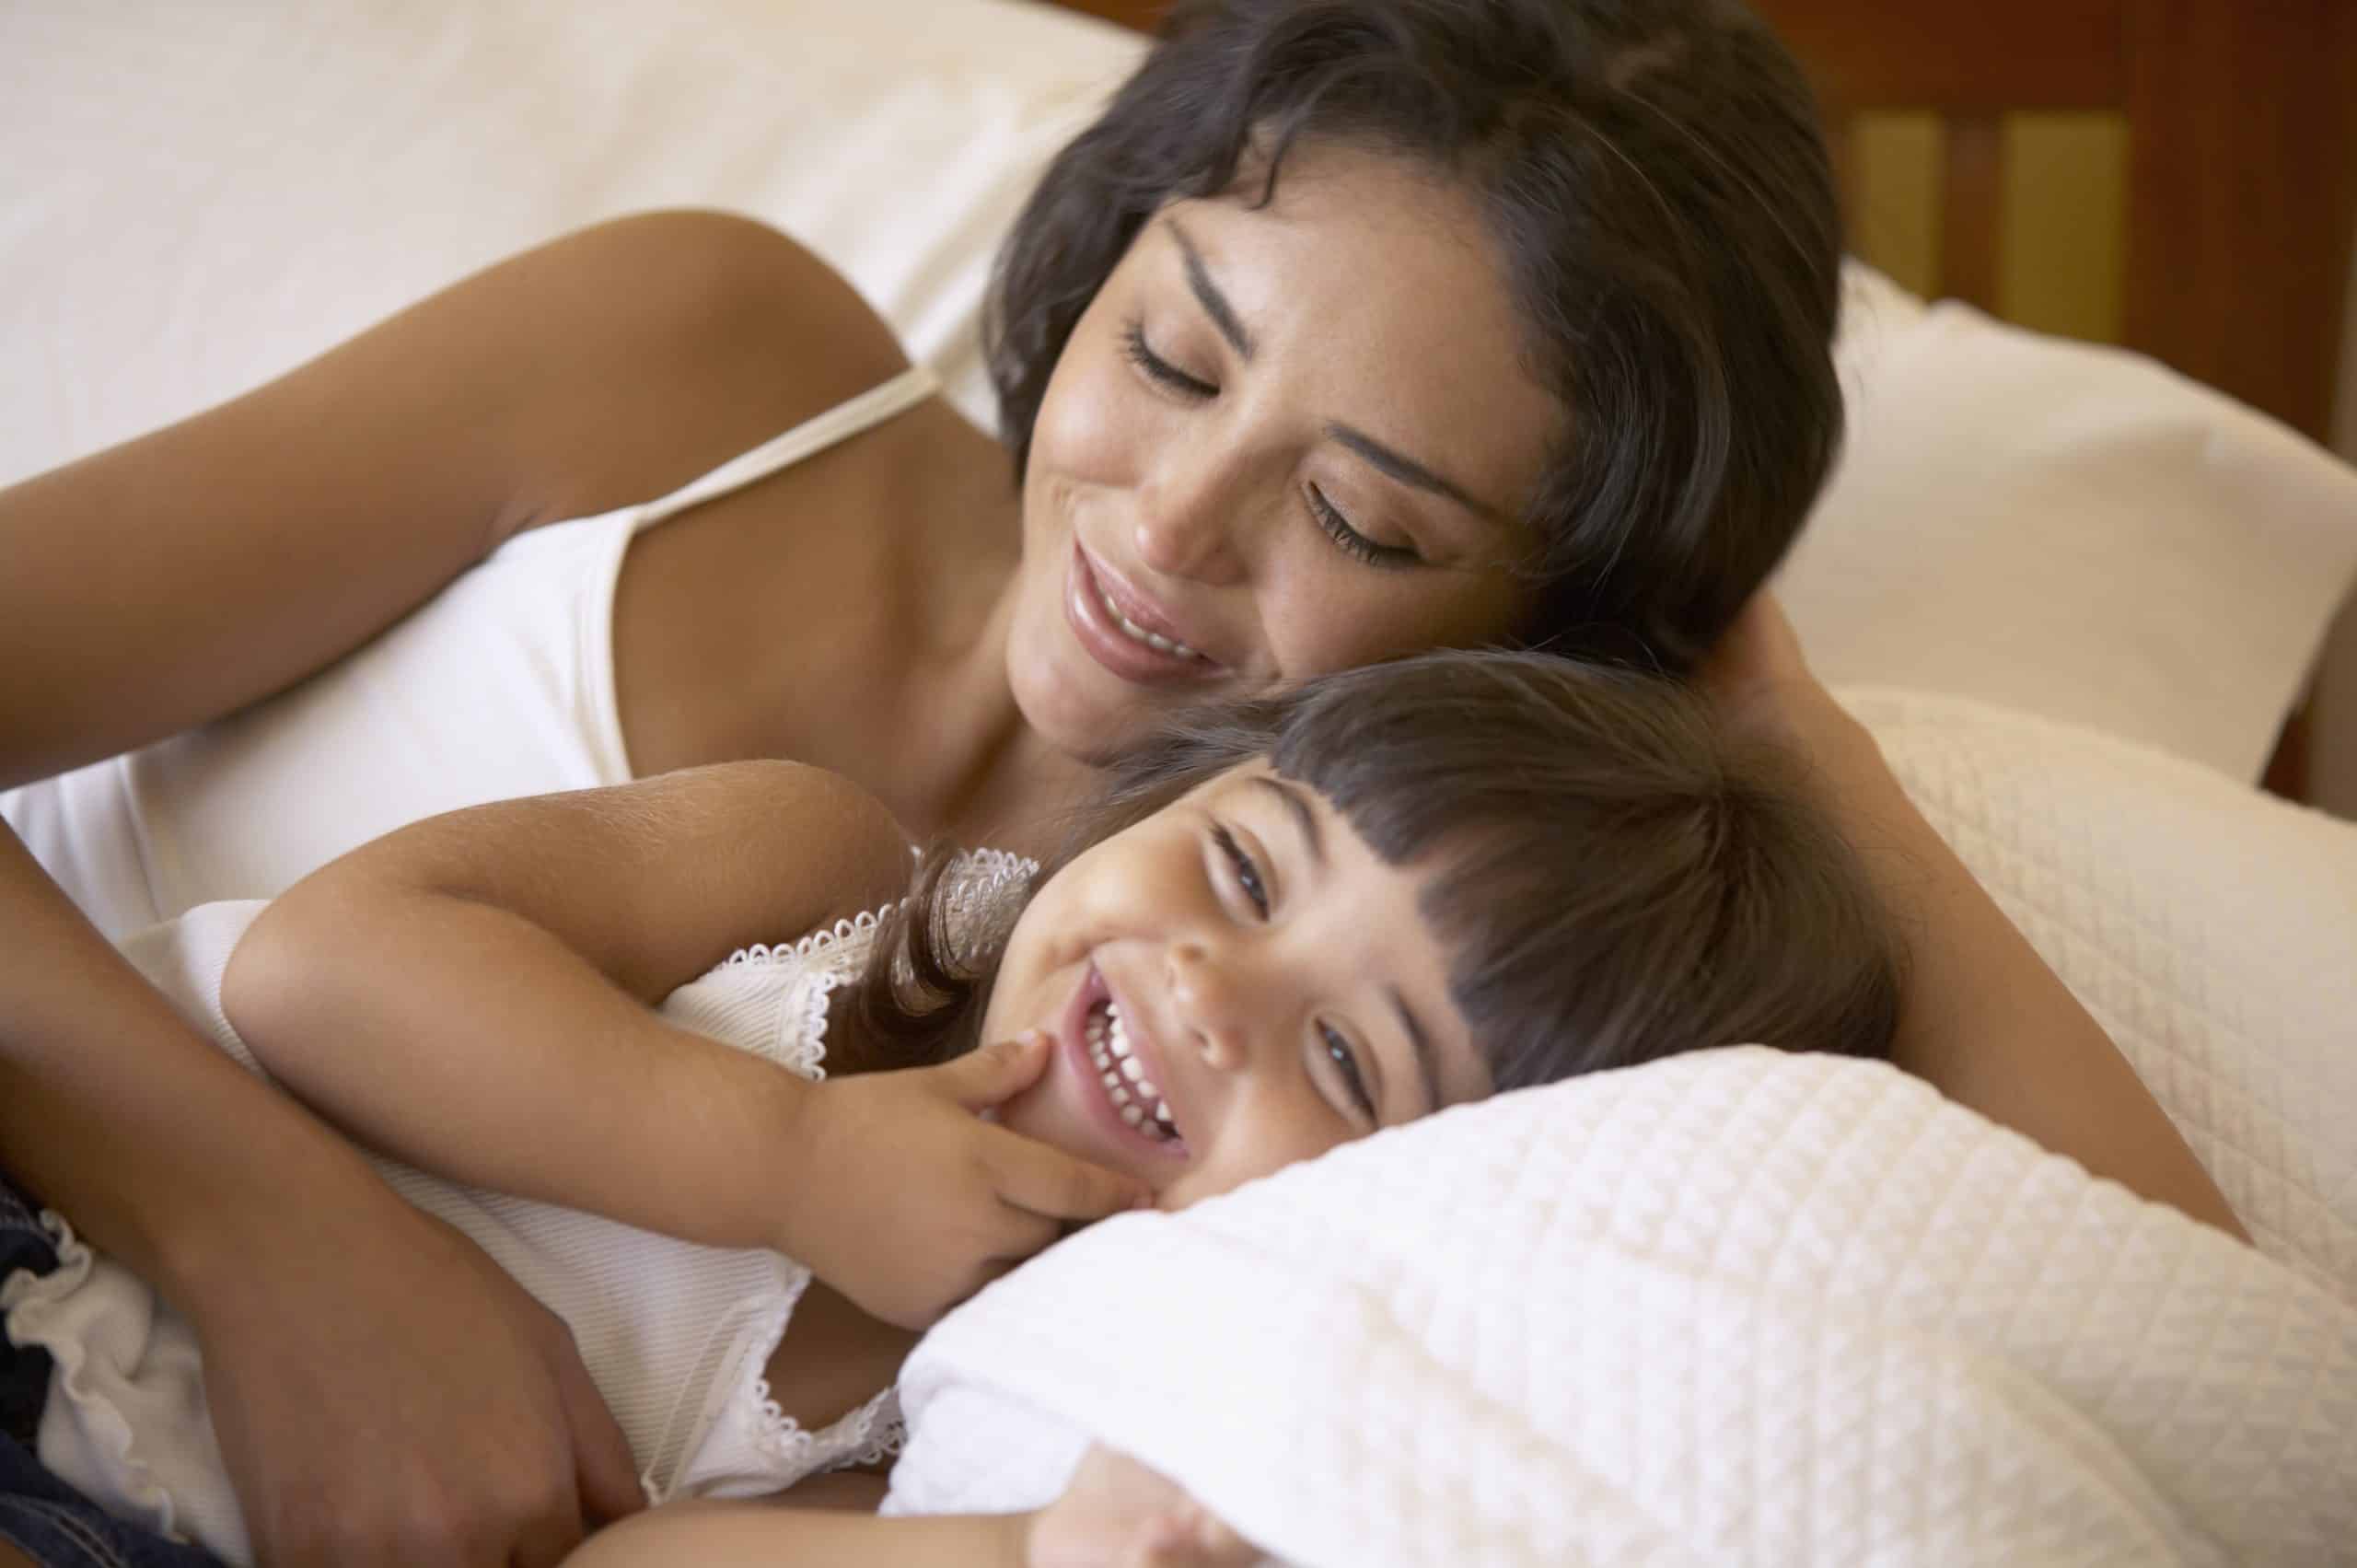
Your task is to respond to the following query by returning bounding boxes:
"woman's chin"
[1005,628,1159,761]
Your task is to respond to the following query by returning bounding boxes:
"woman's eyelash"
[1306,484,1419,571]
[1212,824,1269,916]
[1122,319,1215,398]
[1319,1023,1379,1121]
[1123,319,1418,574]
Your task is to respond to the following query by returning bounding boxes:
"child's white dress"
[0,849,1034,1566]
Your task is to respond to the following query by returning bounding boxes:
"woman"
[0,1,2234,1563]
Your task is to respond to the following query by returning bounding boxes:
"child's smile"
[1056,961,1192,1162]
[988,760,1490,1210]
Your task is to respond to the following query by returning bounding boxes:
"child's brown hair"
[853,651,1899,1090]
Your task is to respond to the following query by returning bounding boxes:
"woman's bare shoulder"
[499,210,917,527]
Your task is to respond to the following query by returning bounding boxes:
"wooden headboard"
[1042,0,2357,796]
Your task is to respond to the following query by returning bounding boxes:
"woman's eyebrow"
[1164,218,1509,530]
[1323,423,1511,527]
[1165,219,1255,359]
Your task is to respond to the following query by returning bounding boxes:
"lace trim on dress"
[707,848,1040,1081]
[745,1374,906,1476]
[697,848,1032,1480]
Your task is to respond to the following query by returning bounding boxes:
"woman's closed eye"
[1122,319,1215,400]
[1306,484,1420,570]
[1123,319,1423,573]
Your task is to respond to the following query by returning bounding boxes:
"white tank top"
[2,366,941,941]
[2,847,1036,1564]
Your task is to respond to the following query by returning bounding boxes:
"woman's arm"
[0,208,907,788]
[0,823,644,1565]
[1706,598,2247,1239]
[224,762,1153,1328]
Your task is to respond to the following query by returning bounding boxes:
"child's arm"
[1706,598,2248,1239]
[563,1502,1031,1568]
[564,1446,1260,1568]
[223,761,1152,1327]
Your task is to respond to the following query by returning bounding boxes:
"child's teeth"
[1156,1099,1172,1123]
[1101,1070,1120,1090]
[1120,1104,1145,1126]
[1120,1058,1144,1083]
[1136,1078,1157,1098]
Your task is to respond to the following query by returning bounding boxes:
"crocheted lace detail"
[708,848,1039,1081]
[747,1375,906,1476]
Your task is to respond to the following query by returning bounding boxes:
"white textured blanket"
[885,691,2357,1563]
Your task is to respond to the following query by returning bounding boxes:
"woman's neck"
[809,432,1097,857]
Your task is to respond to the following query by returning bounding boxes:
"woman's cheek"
[1031,328,1154,494]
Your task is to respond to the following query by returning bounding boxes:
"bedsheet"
[882,689,2357,1563]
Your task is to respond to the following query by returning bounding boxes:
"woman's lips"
[1063,543,1223,688]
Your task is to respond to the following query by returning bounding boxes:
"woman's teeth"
[1086,1001,1179,1142]
[1106,601,1200,662]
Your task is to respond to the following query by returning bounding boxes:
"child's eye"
[1211,824,1269,917]
[1319,1023,1379,1122]
[1306,484,1420,570]
[1123,319,1216,400]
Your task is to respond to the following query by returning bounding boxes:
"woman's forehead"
[1150,148,1564,512]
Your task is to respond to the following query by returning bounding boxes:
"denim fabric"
[0,1169,225,1568]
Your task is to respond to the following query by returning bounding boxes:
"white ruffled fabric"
[1,850,1036,1564]
[885,692,2357,1564]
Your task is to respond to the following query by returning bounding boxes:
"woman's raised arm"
[1704,597,2248,1240]
[0,208,900,788]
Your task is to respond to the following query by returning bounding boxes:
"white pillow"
[6,0,2352,782]
[1782,268,2357,783]
[0,0,1143,470]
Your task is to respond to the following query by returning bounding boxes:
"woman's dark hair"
[988,0,1843,673]
[850,651,1899,1094]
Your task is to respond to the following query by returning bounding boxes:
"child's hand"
[776,1032,1155,1329]
[1027,1446,1263,1568]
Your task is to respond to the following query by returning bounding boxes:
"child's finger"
[936,1030,1054,1109]
[1120,1512,1199,1568]
[984,1123,1155,1219]
[1188,1506,1261,1565]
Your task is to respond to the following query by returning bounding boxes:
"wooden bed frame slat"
[1938,115,2005,315]
[1750,0,2127,110]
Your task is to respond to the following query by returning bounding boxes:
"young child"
[0,652,1898,1566]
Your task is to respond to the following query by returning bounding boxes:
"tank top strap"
[631,363,941,535]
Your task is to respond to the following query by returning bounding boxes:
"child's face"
[985,761,1490,1210]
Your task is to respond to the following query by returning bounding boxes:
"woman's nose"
[1132,457,1249,587]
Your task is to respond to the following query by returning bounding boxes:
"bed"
[4,1,2354,1561]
